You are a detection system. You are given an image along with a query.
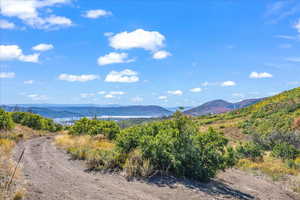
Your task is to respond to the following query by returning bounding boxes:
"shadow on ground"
[144,175,254,200]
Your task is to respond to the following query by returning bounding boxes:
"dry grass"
[123,149,154,179]
[0,124,49,199]
[55,134,117,170]
[237,153,300,193]
[55,134,115,152]
[0,138,25,200]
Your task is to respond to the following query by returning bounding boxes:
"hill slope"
[195,87,300,138]
[184,98,262,116]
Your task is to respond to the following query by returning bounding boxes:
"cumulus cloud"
[0,0,73,29]
[109,29,165,51]
[167,90,183,96]
[58,73,99,82]
[32,43,54,51]
[221,81,236,87]
[105,69,139,83]
[158,96,167,100]
[249,72,273,79]
[24,80,34,84]
[0,19,15,29]
[0,45,39,63]
[83,9,112,18]
[97,52,134,66]
[0,72,15,78]
[189,88,202,93]
[27,94,48,101]
[152,50,171,59]
[104,91,125,99]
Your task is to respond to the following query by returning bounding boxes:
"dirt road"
[14,136,299,200]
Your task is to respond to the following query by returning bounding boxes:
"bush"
[70,118,120,139]
[11,111,61,132]
[272,142,299,160]
[0,109,14,130]
[116,112,236,181]
[236,142,263,161]
[251,132,300,150]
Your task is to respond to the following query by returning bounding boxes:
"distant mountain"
[1,105,172,119]
[184,98,263,116]
[165,106,192,112]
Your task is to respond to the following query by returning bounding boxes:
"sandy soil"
[14,136,300,200]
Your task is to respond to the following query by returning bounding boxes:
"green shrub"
[116,112,236,181]
[70,118,120,139]
[272,142,299,160]
[236,142,263,161]
[0,109,14,130]
[11,111,61,132]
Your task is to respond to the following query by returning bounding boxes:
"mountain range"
[1,98,263,119]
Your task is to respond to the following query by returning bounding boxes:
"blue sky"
[1,0,300,106]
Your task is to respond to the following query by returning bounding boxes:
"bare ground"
[14,136,300,200]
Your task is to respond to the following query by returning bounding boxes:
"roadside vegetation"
[0,109,62,199]
[192,87,300,192]
[56,111,236,181]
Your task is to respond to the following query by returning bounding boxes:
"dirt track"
[14,136,299,200]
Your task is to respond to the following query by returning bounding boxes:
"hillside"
[184,98,262,116]
[1,105,172,119]
[194,87,300,139]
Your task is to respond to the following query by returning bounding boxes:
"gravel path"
[14,136,299,200]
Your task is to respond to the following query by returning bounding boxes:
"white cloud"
[58,73,99,82]
[19,53,40,62]
[152,50,171,59]
[105,69,139,83]
[201,81,219,87]
[97,52,134,66]
[288,81,300,85]
[131,96,143,103]
[80,93,96,98]
[294,19,300,33]
[0,45,39,63]
[0,72,15,78]
[167,90,183,96]
[27,94,48,101]
[110,91,125,95]
[249,72,273,79]
[274,35,298,40]
[32,43,54,51]
[0,0,73,29]
[221,81,236,87]
[97,91,106,95]
[24,80,34,84]
[190,88,202,93]
[109,29,165,51]
[104,32,113,37]
[279,44,292,48]
[104,91,125,99]
[45,15,72,26]
[285,57,300,62]
[0,19,15,29]
[83,9,112,19]
[104,94,114,99]
[158,96,167,100]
